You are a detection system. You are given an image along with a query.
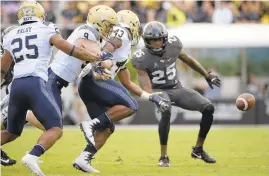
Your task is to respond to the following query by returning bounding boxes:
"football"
[236,93,256,111]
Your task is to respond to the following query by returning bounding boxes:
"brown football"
[236,93,255,111]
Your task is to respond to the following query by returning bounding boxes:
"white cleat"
[21,153,45,176]
[73,151,100,173]
[80,120,99,146]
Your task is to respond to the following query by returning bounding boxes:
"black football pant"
[157,85,214,145]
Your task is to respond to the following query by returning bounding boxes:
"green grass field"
[1,127,269,176]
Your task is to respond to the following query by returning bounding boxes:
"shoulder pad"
[111,26,131,42]
[42,21,60,34]
[79,25,100,41]
[3,25,19,37]
[42,21,52,26]
[132,48,147,61]
[167,35,183,53]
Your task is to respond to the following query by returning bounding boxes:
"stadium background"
[1,0,269,125]
[1,1,269,176]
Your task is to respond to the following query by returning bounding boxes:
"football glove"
[99,51,114,61]
[206,71,221,89]
[92,66,111,81]
[149,93,172,113]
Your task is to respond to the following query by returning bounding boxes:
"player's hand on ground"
[205,71,221,89]
[98,51,114,61]
[149,93,172,113]
[92,66,111,81]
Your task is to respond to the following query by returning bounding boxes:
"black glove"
[99,51,114,61]
[206,71,221,89]
[149,93,172,113]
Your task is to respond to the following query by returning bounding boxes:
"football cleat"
[1,149,16,166]
[21,153,45,176]
[191,146,216,164]
[73,151,100,173]
[158,155,170,167]
[80,120,99,147]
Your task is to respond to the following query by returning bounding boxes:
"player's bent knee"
[202,103,215,114]
[4,130,19,142]
[46,127,63,140]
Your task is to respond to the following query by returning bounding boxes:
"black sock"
[93,113,112,131]
[29,144,45,157]
[198,105,214,139]
[158,111,171,145]
[84,144,97,155]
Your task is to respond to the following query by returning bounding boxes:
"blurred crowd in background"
[1,0,269,26]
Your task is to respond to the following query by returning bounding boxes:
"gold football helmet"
[117,10,141,46]
[17,1,45,24]
[87,5,117,39]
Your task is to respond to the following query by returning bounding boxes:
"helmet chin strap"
[18,16,42,25]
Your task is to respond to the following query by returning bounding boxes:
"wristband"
[69,45,75,56]
[140,91,150,100]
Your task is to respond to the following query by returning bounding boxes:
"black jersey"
[132,35,183,89]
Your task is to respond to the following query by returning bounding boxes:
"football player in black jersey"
[132,21,220,166]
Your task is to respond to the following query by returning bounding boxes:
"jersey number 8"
[11,35,39,63]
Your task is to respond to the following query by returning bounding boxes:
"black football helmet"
[142,21,168,55]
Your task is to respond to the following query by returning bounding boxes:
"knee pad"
[202,103,215,114]
[161,109,171,119]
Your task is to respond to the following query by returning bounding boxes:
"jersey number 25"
[152,62,176,84]
[11,35,39,63]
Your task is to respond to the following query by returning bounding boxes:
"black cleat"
[191,147,216,164]
[1,149,16,166]
[158,155,170,167]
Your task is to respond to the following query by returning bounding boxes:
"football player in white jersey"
[48,4,116,109]
[74,10,171,173]
[0,1,106,175]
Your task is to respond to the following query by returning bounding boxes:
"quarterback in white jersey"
[0,1,102,175]
[75,10,171,173]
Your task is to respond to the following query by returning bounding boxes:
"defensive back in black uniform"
[132,21,220,166]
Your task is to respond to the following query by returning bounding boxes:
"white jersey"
[108,26,132,79]
[51,24,100,83]
[2,21,58,81]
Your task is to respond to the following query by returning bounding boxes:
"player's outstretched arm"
[1,51,13,82]
[103,37,122,53]
[178,51,209,79]
[136,69,172,112]
[178,52,221,88]
[50,34,100,62]
[118,68,144,96]
[136,69,153,93]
